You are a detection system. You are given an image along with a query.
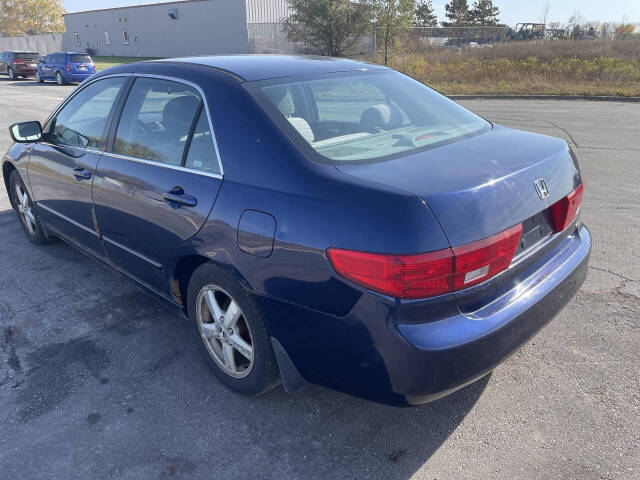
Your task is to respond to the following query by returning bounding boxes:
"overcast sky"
[62,0,640,27]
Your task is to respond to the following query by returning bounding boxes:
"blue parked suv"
[36,52,96,85]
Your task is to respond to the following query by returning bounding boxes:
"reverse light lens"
[551,183,584,232]
[328,224,523,299]
[451,224,523,289]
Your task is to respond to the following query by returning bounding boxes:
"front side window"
[74,32,80,45]
[122,29,130,45]
[114,77,202,166]
[47,77,126,149]
[248,71,490,164]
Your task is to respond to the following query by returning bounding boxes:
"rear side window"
[47,77,126,149]
[114,77,202,166]
[184,108,220,174]
[70,54,91,63]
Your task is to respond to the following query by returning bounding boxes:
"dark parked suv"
[0,51,40,79]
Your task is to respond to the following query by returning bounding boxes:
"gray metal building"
[61,0,373,58]
[61,0,274,57]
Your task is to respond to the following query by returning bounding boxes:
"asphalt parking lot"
[0,78,638,480]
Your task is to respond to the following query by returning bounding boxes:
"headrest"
[162,95,201,128]
[360,104,403,131]
[287,117,314,143]
[264,86,295,116]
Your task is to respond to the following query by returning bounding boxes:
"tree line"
[283,0,503,57]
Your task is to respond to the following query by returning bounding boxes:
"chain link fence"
[376,26,512,56]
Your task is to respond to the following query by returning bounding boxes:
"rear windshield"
[16,53,39,60]
[70,54,92,63]
[247,70,490,164]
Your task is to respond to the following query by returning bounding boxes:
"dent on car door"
[28,76,128,254]
[92,76,223,293]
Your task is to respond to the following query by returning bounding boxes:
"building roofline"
[63,0,213,17]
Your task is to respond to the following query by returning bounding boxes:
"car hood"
[336,125,581,246]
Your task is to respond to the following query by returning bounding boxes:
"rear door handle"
[162,186,197,207]
[72,167,92,180]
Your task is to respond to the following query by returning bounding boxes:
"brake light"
[13,59,24,64]
[551,183,584,232]
[328,224,523,299]
[66,64,70,71]
[327,248,453,299]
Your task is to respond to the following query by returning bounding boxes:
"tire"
[35,71,43,83]
[187,262,280,396]
[56,72,65,85]
[8,68,15,80]
[9,170,53,244]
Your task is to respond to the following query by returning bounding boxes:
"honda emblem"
[534,179,550,199]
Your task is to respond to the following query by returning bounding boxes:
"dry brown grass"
[363,39,640,96]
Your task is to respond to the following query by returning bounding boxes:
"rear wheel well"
[172,255,253,314]
[3,162,17,208]
[172,255,211,311]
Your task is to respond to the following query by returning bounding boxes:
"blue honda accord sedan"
[3,56,590,406]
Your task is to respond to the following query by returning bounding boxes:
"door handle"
[162,186,197,207]
[72,167,92,180]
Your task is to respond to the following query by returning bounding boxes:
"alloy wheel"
[56,72,63,85]
[8,68,14,80]
[14,183,36,235]
[35,71,41,82]
[196,285,254,378]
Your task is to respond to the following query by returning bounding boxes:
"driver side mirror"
[9,121,42,143]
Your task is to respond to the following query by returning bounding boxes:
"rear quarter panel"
[149,62,451,316]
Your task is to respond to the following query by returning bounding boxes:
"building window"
[74,32,80,46]
[104,30,111,45]
[122,29,130,45]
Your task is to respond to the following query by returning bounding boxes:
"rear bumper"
[398,224,590,404]
[65,72,95,82]
[259,223,590,406]
[12,65,36,75]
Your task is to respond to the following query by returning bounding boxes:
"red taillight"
[328,224,523,299]
[66,64,70,71]
[13,59,24,64]
[327,248,453,299]
[551,183,584,232]
[452,224,522,289]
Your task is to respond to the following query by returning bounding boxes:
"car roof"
[155,55,388,82]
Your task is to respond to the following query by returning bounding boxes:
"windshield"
[70,54,92,63]
[248,70,490,164]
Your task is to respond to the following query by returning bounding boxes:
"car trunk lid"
[336,125,581,247]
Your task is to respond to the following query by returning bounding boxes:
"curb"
[448,94,640,102]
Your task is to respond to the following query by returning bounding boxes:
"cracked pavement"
[0,80,638,479]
